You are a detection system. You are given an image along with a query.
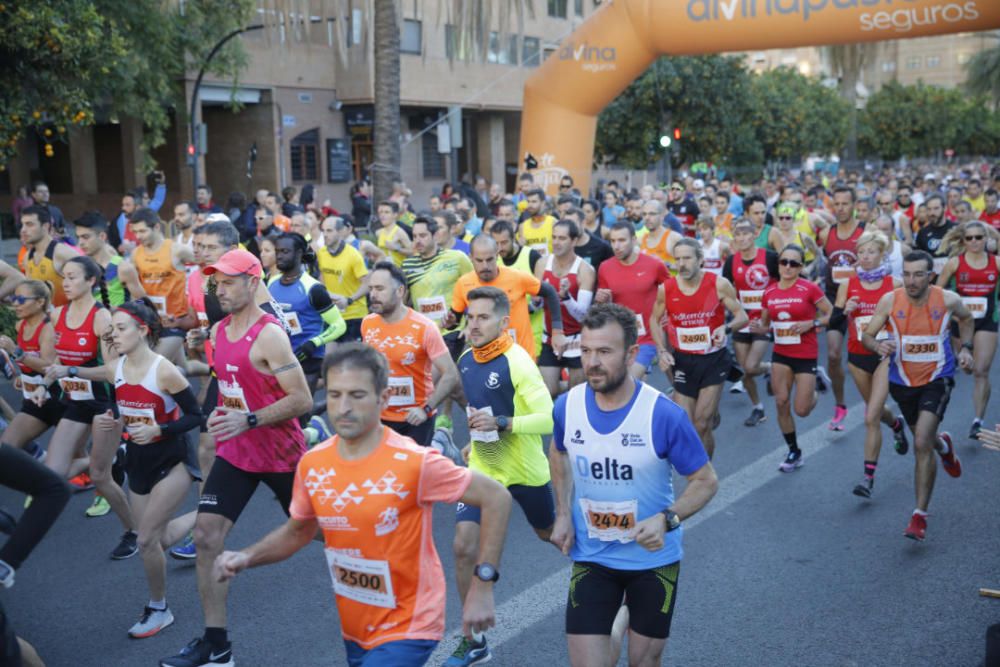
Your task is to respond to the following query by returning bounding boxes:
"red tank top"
[542,255,582,336]
[845,275,894,356]
[114,355,178,443]
[824,224,864,287]
[954,253,999,322]
[16,318,46,374]
[188,270,214,366]
[54,304,101,366]
[731,249,772,333]
[213,313,305,473]
[664,272,726,355]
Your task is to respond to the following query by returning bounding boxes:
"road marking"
[430,402,865,661]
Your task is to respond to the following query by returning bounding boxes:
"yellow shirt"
[317,242,369,321]
[966,195,986,215]
[794,209,816,262]
[377,224,407,266]
[520,215,555,254]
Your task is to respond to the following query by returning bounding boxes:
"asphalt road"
[2,338,999,667]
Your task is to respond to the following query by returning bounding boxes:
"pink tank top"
[213,313,305,473]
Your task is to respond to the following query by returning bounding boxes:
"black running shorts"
[771,352,817,376]
[566,561,680,639]
[671,349,731,399]
[198,456,295,524]
[889,377,953,428]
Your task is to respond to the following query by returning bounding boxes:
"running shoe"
[729,380,745,394]
[170,531,197,561]
[778,449,803,473]
[829,405,848,431]
[308,416,333,443]
[68,472,95,492]
[904,512,927,541]
[937,432,962,478]
[161,637,234,667]
[24,441,46,462]
[85,495,111,518]
[129,606,174,639]
[0,559,13,589]
[816,366,831,393]
[111,531,138,560]
[432,428,463,465]
[444,635,491,666]
[743,407,766,427]
[0,508,15,535]
[893,417,909,455]
[969,421,983,441]
[852,477,874,499]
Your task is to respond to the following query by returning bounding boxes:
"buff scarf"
[472,332,514,364]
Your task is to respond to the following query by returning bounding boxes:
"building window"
[422,131,445,179]
[488,32,518,64]
[906,56,921,70]
[926,55,941,68]
[291,128,319,182]
[522,36,541,67]
[574,0,584,16]
[401,19,422,54]
[548,0,567,18]
[445,24,474,60]
[881,61,897,72]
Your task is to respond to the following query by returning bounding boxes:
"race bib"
[325,550,396,609]
[120,405,157,429]
[772,322,805,345]
[20,374,50,402]
[635,313,646,337]
[676,326,711,353]
[962,296,988,320]
[284,310,303,336]
[466,405,499,443]
[832,266,855,284]
[739,289,763,311]
[579,498,638,543]
[932,256,948,275]
[218,381,249,412]
[416,295,447,321]
[148,295,167,316]
[900,335,942,363]
[58,377,95,401]
[387,376,415,407]
[196,311,209,329]
[561,333,581,358]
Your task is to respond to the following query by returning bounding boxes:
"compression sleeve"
[159,386,203,437]
[564,289,594,322]
[510,350,555,435]
[538,281,564,330]
[311,300,347,346]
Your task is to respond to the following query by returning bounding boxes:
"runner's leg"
[912,410,941,512]
[971,329,997,421]
[826,329,846,405]
[692,385,724,459]
[0,413,48,450]
[88,415,134,531]
[133,464,192,601]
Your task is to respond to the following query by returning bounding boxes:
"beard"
[586,362,629,395]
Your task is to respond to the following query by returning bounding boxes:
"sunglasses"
[779,258,803,268]
[777,216,793,221]
[965,235,985,241]
[671,187,683,191]
[10,296,40,305]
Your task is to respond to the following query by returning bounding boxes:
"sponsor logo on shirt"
[375,507,400,536]
[318,515,357,531]
[570,429,585,445]
[226,364,239,372]
[575,455,634,482]
[401,351,415,365]
[620,433,645,447]
[486,372,500,389]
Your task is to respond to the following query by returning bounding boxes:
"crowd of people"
[1,160,999,667]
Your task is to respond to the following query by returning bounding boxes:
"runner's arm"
[669,461,718,522]
[0,260,25,300]
[943,289,974,348]
[935,256,958,287]
[511,359,554,435]
[650,283,669,353]
[427,352,459,413]
[254,324,314,425]
[537,281,564,331]
[117,260,147,299]
[563,261,596,322]
[218,517,318,578]
[718,277,748,334]
[305,283,347,347]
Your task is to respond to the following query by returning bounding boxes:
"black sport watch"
[246,413,259,429]
[660,509,681,533]
[474,562,500,583]
[68,366,79,378]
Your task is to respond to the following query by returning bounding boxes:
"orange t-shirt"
[451,266,542,359]
[361,309,448,422]
[290,428,472,649]
[134,239,187,318]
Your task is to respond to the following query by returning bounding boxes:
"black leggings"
[0,445,71,570]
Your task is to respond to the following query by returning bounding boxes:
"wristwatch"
[68,366,79,378]
[422,404,437,419]
[346,296,354,306]
[495,415,510,431]
[246,413,259,429]
[660,509,681,533]
[474,562,500,583]
[961,342,974,352]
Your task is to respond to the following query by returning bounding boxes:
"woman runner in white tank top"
[696,217,729,276]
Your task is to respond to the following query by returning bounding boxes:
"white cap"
[205,213,230,223]
[693,178,705,190]
[924,173,937,181]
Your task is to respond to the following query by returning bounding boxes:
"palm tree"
[965,32,1000,111]
[372,0,401,204]
[824,43,878,162]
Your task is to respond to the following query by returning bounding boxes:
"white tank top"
[702,238,723,275]
[884,240,904,279]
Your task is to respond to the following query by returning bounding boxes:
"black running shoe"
[893,417,909,455]
[852,477,874,499]
[744,407,766,427]
[110,531,138,560]
[161,637,234,667]
[969,421,983,441]
[727,363,745,383]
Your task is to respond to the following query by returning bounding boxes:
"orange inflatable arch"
[518,0,1000,195]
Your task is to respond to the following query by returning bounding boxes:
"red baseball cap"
[204,249,262,278]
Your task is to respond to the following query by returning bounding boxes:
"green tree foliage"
[0,0,254,169]
[964,33,1000,111]
[748,67,849,163]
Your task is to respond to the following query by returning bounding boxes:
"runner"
[74,211,134,307]
[268,232,346,387]
[861,250,973,541]
[212,343,512,667]
[936,221,1000,439]
[751,244,833,472]
[549,303,718,667]
[723,219,779,426]
[446,287,556,667]
[19,205,79,308]
[667,180,701,237]
[449,235,565,362]
[362,261,459,447]
[534,220,595,397]
[743,195,772,250]
[914,194,955,277]
[653,239,747,458]
[61,298,202,638]
[768,203,818,275]
[491,220,546,357]
[980,188,1000,230]
[316,216,370,342]
[595,222,672,381]
[874,215,909,280]
[121,208,195,369]
[517,188,556,255]
[569,207,614,270]
[639,199,684,272]
[829,231,907,499]
[817,186,864,431]
[160,249,313,667]
[375,200,413,266]
[696,217,730,276]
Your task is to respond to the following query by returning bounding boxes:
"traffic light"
[673,127,682,141]
[659,134,672,148]
[186,143,196,166]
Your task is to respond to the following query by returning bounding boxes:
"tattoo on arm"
[272,362,299,374]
